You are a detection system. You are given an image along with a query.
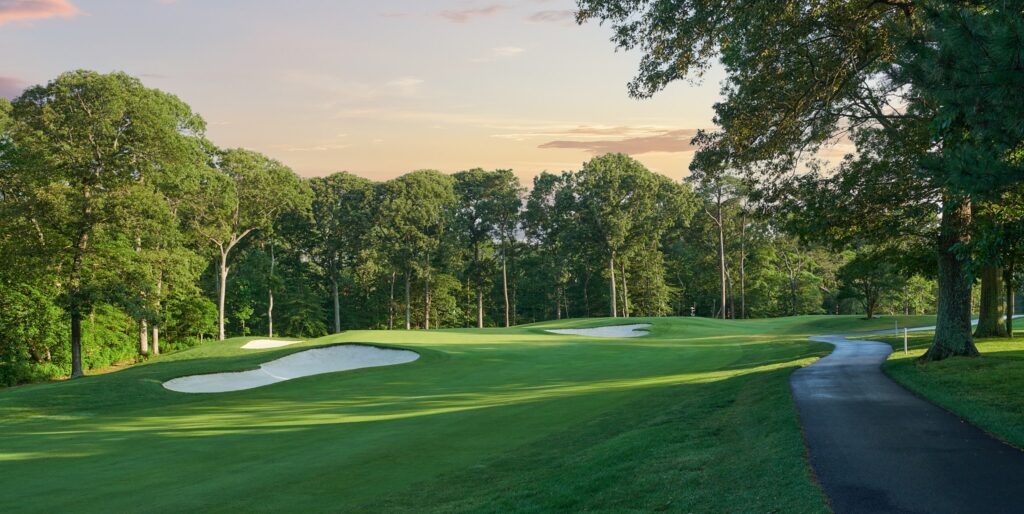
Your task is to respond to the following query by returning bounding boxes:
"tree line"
[0,69,975,385]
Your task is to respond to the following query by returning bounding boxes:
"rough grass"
[876,329,1024,449]
[0,315,933,512]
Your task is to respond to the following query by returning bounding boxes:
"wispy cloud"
[283,72,424,102]
[0,0,80,25]
[538,128,700,155]
[470,46,525,63]
[0,76,26,99]
[439,4,505,23]
[526,10,575,24]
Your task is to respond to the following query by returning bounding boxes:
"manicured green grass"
[0,315,933,512]
[876,329,1024,449]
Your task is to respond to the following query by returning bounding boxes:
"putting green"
[0,315,934,512]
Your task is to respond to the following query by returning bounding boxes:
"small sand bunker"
[163,345,419,393]
[242,339,303,349]
[545,323,652,338]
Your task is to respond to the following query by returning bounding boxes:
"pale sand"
[241,339,304,349]
[163,345,419,393]
[545,323,652,338]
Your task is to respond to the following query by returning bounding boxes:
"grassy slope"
[0,315,932,513]
[874,329,1024,449]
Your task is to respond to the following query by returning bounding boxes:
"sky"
[0,0,729,183]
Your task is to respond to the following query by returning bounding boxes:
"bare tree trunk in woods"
[268,243,275,338]
[139,319,149,355]
[583,272,591,317]
[424,262,431,330]
[740,209,747,319]
[152,325,160,356]
[975,266,1006,337]
[1005,265,1016,337]
[477,287,484,328]
[609,253,618,318]
[923,197,978,361]
[502,255,510,327]
[332,275,341,333]
[70,309,84,378]
[404,268,411,330]
[388,271,396,330]
[556,286,562,320]
[218,251,228,340]
[620,260,629,318]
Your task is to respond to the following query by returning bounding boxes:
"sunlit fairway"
[0,315,935,513]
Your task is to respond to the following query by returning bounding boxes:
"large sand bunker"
[545,323,652,338]
[241,339,303,349]
[163,345,419,393]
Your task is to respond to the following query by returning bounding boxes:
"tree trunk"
[740,208,747,319]
[609,253,618,317]
[70,308,84,378]
[1005,265,1016,338]
[332,276,341,333]
[620,260,630,318]
[404,268,411,330]
[502,255,510,327]
[139,319,149,356]
[218,251,228,341]
[974,266,1006,337]
[717,204,727,320]
[152,325,160,356]
[923,197,978,361]
[424,264,431,331]
[267,243,275,338]
[388,271,396,330]
[477,286,484,328]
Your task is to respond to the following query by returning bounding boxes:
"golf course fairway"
[0,315,934,512]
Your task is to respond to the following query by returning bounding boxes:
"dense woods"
[1,62,1022,384]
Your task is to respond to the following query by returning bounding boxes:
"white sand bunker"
[241,339,303,349]
[163,345,419,393]
[545,323,652,338]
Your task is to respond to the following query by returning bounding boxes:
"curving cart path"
[791,321,1024,513]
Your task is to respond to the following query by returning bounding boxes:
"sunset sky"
[0,0,729,183]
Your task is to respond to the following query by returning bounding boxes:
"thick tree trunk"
[609,253,618,318]
[923,197,978,361]
[477,287,484,328]
[218,251,228,341]
[502,255,510,327]
[152,325,160,356]
[974,266,1006,337]
[332,276,341,333]
[1005,266,1016,337]
[139,319,149,355]
[70,309,84,378]
[404,268,411,330]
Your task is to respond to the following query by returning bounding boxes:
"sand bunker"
[241,339,303,349]
[545,323,652,338]
[163,345,419,393]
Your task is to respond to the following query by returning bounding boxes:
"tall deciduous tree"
[188,148,304,340]
[373,170,456,330]
[8,71,207,377]
[309,172,374,333]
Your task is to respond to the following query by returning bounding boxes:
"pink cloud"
[0,76,27,99]
[439,5,504,23]
[0,0,79,25]
[539,129,700,155]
